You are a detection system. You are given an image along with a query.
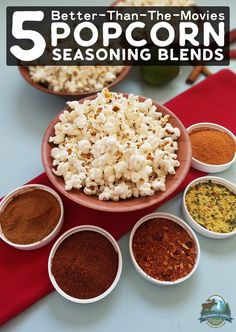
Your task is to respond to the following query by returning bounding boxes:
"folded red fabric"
[1,69,236,326]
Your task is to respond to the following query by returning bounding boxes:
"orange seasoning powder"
[132,218,197,282]
[0,189,61,244]
[189,129,235,165]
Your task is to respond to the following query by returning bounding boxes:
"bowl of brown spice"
[0,184,64,250]
[130,212,200,286]
[187,122,236,173]
[48,225,122,303]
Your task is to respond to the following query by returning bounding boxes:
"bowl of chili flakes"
[129,212,200,286]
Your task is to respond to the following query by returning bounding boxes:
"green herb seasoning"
[185,181,236,233]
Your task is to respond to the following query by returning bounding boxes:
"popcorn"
[114,183,130,196]
[139,183,155,197]
[28,66,124,93]
[77,140,91,154]
[129,155,146,171]
[88,168,103,182]
[114,161,128,179]
[75,114,88,129]
[52,162,69,176]
[50,89,180,201]
[152,179,166,191]
[49,134,64,145]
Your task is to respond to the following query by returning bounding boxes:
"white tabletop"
[1,0,236,331]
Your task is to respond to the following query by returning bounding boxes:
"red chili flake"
[132,218,197,282]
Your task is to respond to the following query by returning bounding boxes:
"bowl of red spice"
[48,225,122,303]
[130,212,200,286]
[0,184,64,250]
[187,122,236,173]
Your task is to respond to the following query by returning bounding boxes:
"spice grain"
[132,218,197,282]
[51,231,118,299]
[185,181,236,233]
[189,129,235,165]
[0,189,60,244]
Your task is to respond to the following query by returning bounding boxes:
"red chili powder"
[132,218,197,282]
[51,231,119,299]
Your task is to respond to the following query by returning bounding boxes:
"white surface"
[1,0,236,331]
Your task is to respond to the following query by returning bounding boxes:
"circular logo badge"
[200,295,233,328]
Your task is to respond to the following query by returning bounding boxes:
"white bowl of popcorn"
[19,66,131,98]
[42,89,191,212]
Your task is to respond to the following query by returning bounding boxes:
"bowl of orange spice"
[187,123,236,173]
[129,212,200,286]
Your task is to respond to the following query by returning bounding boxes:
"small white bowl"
[187,122,236,173]
[48,225,122,303]
[183,176,236,239]
[129,212,200,286]
[0,184,64,250]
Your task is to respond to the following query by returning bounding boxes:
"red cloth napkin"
[1,69,236,326]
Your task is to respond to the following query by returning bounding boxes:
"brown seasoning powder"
[0,189,61,244]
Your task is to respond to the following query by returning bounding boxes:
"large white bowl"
[129,212,200,286]
[187,122,236,173]
[48,225,123,303]
[183,176,236,239]
[0,184,64,250]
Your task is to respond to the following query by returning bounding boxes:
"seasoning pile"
[51,231,119,299]
[189,129,236,165]
[132,218,197,282]
[0,189,61,245]
[185,181,236,233]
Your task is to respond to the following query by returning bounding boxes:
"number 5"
[10,11,46,61]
